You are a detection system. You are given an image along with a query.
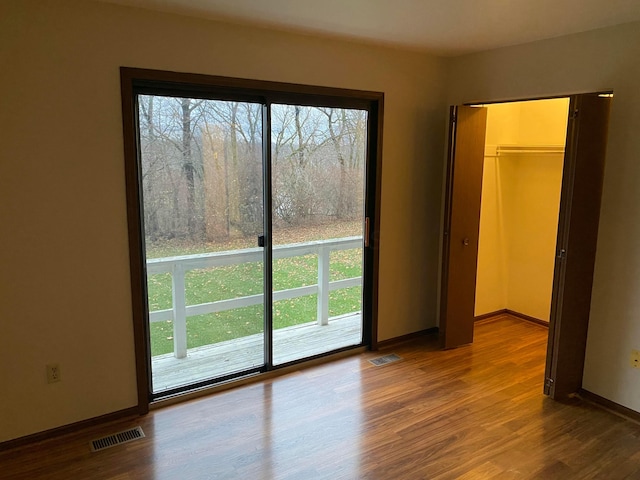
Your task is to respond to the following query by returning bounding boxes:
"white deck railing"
[147,236,363,358]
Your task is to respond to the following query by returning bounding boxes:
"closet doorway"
[475,99,569,329]
[440,93,612,399]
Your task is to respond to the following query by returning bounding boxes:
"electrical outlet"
[630,350,640,369]
[46,363,61,383]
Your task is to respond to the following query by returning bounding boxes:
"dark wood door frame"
[440,93,612,399]
[120,67,384,412]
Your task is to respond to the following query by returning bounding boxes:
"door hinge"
[545,377,554,388]
[570,108,579,119]
[557,248,566,260]
[258,235,265,247]
[451,113,457,123]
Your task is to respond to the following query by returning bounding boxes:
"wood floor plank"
[3,315,640,479]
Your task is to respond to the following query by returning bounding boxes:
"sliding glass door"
[139,96,265,394]
[270,104,366,365]
[122,68,381,402]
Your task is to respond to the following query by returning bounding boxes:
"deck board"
[152,313,362,392]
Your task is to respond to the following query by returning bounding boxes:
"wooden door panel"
[545,93,611,398]
[441,106,488,349]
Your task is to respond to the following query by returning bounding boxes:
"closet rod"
[484,145,565,157]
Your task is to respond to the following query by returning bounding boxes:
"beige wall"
[475,99,568,321]
[0,0,446,442]
[448,21,640,413]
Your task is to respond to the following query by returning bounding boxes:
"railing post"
[317,246,330,326]
[172,263,188,358]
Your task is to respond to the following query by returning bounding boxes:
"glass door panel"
[138,95,265,394]
[270,104,367,365]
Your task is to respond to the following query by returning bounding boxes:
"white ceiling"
[96,0,640,56]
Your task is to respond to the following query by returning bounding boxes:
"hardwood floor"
[3,315,640,479]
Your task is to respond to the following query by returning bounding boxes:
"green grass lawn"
[147,248,363,356]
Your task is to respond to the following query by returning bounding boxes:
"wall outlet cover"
[46,363,61,383]
[630,350,640,369]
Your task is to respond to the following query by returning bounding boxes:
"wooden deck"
[151,312,362,393]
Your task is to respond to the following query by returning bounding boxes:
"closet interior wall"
[475,98,570,322]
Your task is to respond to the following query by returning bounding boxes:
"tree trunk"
[227,102,241,233]
[294,105,309,221]
[328,109,348,219]
[143,96,160,239]
[181,98,196,239]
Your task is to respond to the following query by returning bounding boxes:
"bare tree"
[138,96,209,241]
[200,101,263,240]
[139,97,367,248]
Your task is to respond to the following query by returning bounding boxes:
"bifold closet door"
[440,105,488,349]
[545,93,611,398]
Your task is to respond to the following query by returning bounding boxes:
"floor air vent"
[90,426,145,452]
[369,353,402,366]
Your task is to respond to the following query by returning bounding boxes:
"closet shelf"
[484,144,565,157]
